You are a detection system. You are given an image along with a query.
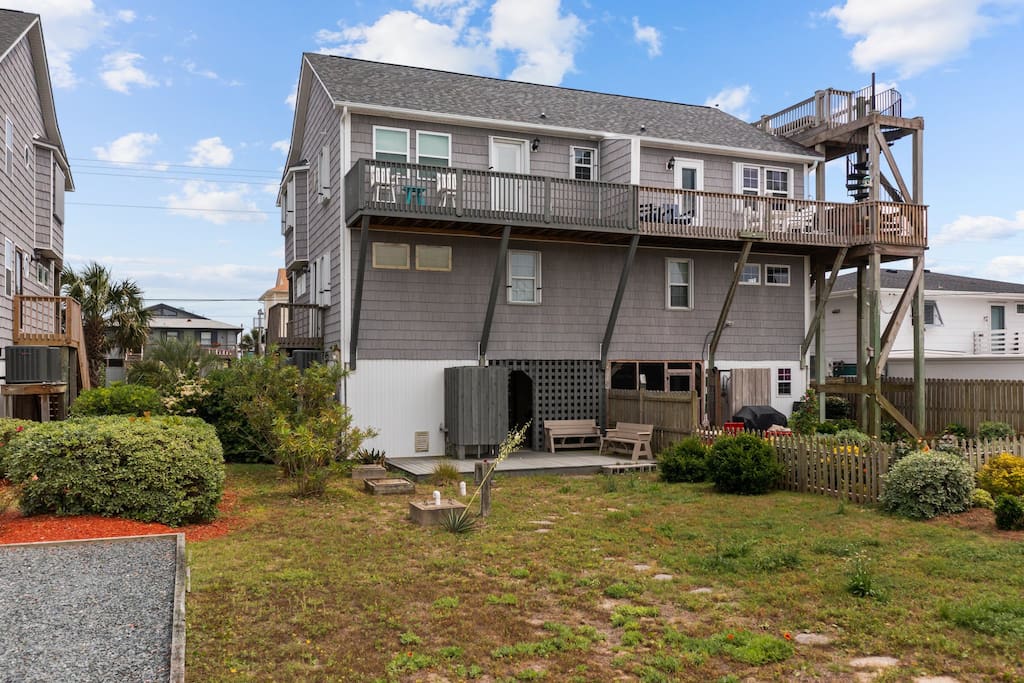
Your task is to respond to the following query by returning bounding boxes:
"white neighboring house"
[824,270,1024,380]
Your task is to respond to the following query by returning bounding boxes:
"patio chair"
[370,165,396,203]
[436,170,457,207]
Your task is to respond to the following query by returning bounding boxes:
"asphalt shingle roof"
[0,9,35,57]
[305,53,817,158]
[832,270,1024,295]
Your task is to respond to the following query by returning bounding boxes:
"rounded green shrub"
[814,421,838,435]
[834,429,871,447]
[706,433,783,495]
[971,488,995,510]
[880,450,974,519]
[658,437,708,483]
[0,418,37,478]
[978,421,1015,441]
[976,453,1024,497]
[71,383,164,417]
[944,423,972,439]
[5,416,224,525]
[994,494,1024,531]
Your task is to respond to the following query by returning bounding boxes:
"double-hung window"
[736,164,793,199]
[416,131,451,167]
[738,263,760,285]
[200,331,212,346]
[777,368,792,396]
[765,264,790,286]
[508,250,540,304]
[571,146,596,180]
[666,258,692,309]
[373,126,409,162]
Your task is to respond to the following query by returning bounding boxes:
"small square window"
[1016,303,1024,315]
[765,265,791,286]
[738,263,760,285]
[666,258,692,309]
[373,126,409,163]
[372,243,411,269]
[508,250,541,304]
[416,131,451,167]
[415,245,452,271]
[200,331,212,346]
[777,368,792,396]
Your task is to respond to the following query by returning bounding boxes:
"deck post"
[912,254,926,433]
[601,234,640,366]
[856,265,868,431]
[348,215,370,371]
[814,259,827,422]
[912,129,924,204]
[867,252,882,436]
[479,225,511,363]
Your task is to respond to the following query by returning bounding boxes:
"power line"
[69,157,280,175]
[75,170,276,186]
[68,201,270,215]
[143,298,262,302]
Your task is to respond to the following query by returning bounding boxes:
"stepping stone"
[535,528,550,534]
[632,564,651,571]
[914,678,961,683]
[850,656,899,669]
[652,573,673,581]
[795,633,832,646]
[689,587,713,594]
[528,520,553,525]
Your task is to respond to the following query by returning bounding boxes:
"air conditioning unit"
[291,349,325,372]
[5,346,63,384]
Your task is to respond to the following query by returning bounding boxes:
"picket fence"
[689,429,1024,504]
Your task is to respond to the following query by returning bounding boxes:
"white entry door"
[673,157,704,224]
[490,137,529,212]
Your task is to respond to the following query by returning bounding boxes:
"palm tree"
[127,338,221,393]
[61,262,152,387]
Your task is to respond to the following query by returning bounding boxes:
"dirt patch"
[928,507,1024,540]
[0,489,245,544]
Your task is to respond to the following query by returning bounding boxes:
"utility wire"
[74,170,275,186]
[68,201,270,214]
[68,157,280,175]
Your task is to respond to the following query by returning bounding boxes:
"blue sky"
[8,0,1024,331]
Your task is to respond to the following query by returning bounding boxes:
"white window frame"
[285,177,296,230]
[200,331,213,346]
[415,245,452,272]
[924,299,942,326]
[317,145,331,201]
[765,264,791,287]
[35,259,51,287]
[570,146,597,181]
[294,271,307,297]
[4,238,12,297]
[166,330,179,341]
[507,250,541,304]
[1017,303,1024,315]
[314,252,332,306]
[737,262,760,286]
[777,368,793,397]
[416,131,451,167]
[734,163,793,199]
[665,257,693,310]
[373,126,410,162]
[371,242,411,270]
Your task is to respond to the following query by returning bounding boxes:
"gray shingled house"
[274,54,928,454]
[0,9,85,419]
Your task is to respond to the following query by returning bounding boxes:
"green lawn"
[186,465,1024,682]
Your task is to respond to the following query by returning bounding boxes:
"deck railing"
[756,87,903,138]
[13,295,83,347]
[973,330,1024,355]
[266,303,324,350]
[345,160,926,248]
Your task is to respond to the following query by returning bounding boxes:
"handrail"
[266,303,324,348]
[12,295,90,390]
[756,87,903,137]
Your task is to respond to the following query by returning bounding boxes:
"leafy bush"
[0,418,36,478]
[880,421,907,444]
[658,437,708,483]
[814,421,838,435]
[978,421,1015,441]
[880,450,974,519]
[789,388,818,435]
[834,429,871,447]
[5,416,224,525]
[830,418,858,432]
[994,495,1024,531]
[976,454,1024,497]
[971,488,995,510]
[944,423,972,439]
[71,383,163,417]
[706,433,783,495]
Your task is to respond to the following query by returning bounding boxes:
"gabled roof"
[288,53,819,173]
[0,9,73,190]
[145,303,242,331]
[146,303,208,319]
[832,269,1024,295]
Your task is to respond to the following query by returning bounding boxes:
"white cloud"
[933,210,1024,245]
[187,137,233,167]
[489,0,583,84]
[92,132,159,164]
[984,256,1024,282]
[826,0,1002,77]
[100,51,158,93]
[314,0,583,85]
[4,0,110,87]
[285,79,298,109]
[271,139,290,155]
[182,59,218,80]
[631,16,661,57]
[116,9,135,23]
[704,85,753,120]
[163,181,267,225]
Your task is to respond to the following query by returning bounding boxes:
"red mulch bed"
[0,489,243,545]
[929,506,1024,540]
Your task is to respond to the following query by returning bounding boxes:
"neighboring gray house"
[276,54,928,454]
[0,9,76,414]
[824,270,1024,380]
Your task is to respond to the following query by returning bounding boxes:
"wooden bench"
[599,422,654,461]
[543,419,601,453]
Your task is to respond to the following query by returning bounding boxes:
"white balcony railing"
[973,330,1024,355]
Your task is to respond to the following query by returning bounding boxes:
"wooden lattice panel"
[493,360,602,450]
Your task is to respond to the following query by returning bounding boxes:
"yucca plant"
[439,508,476,534]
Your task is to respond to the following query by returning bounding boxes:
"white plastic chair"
[370,165,396,203]
[436,170,457,207]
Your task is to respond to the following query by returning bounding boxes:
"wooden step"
[601,462,658,475]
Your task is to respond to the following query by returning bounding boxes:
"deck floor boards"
[387,449,640,478]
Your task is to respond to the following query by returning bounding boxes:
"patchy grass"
[185,465,1024,681]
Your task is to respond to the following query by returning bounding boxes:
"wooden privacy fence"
[607,389,699,453]
[690,430,1024,504]
[883,377,1024,436]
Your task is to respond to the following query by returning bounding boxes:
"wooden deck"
[387,449,642,480]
